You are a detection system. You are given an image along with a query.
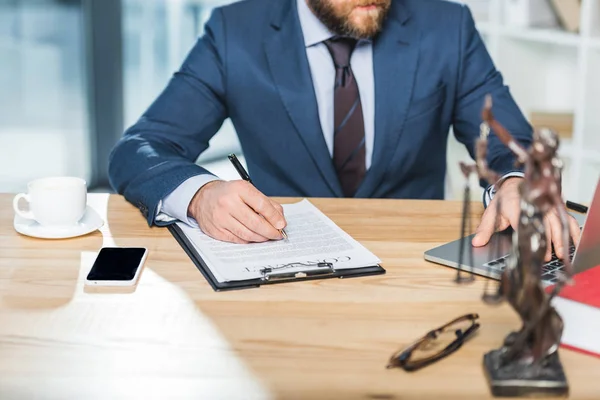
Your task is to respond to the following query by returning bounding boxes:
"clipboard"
[168,224,386,291]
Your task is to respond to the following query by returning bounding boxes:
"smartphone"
[85,247,148,286]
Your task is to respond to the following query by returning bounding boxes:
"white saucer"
[13,206,104,239]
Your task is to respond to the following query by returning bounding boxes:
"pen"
[228,153,288,240]
[566,200,588,214]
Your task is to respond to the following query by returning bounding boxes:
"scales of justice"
[456,95,574,397]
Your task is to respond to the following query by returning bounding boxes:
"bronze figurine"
[457,95,574,397]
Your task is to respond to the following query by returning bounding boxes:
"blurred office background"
[0,0,242,196]
[1,0,599,204]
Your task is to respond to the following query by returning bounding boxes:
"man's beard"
[307,0,392,39]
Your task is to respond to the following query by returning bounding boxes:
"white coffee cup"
[13,177,87,227]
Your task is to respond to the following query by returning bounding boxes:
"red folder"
[548,266,600,358]
[555,265,600,308]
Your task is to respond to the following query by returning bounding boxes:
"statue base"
[483,348,568,397]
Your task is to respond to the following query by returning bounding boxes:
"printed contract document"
[175,199,381,283]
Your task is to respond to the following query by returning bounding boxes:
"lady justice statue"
[458,95,574,397]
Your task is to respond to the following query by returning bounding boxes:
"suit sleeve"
[451,5,532,189]
[108,9,228,226]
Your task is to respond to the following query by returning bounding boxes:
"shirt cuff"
[155,174,222,227]
[483,171,525,208]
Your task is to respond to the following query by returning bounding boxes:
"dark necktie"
[324,37,366,197]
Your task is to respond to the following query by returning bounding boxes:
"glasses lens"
[408,319,474,362]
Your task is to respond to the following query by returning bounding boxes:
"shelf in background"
[555,142,600,162]
[475,22,581,47]
[583,149,600,161]
[589,38,600,51]
[498,25,580,47]
[559,141,575,159]
[476,21,494,36]
[563,148,600,162]
[468,0,600,203]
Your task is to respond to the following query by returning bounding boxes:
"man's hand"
[472,178,581,261]
[188,180,287,244]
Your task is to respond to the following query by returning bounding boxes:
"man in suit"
[109,0,580,260]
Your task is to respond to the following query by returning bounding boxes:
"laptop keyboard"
[482,244,576,284]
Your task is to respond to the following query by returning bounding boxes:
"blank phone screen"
[87,247,146,281]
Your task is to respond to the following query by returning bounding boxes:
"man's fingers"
[544,212,566,261]
[270,199,285,217]
[543,217,553,262]
[217,227,250,244]
[549,212,567,260]
[230,202,281,241]
[191,180,286,244]
[239,182,286,230]
[198,219,220,241]
[504,208,519,233]
[225,215,271,243]
[472,201,512,247]
[568,215,581,247]
[472,208,497,247]
[202,219,250,244]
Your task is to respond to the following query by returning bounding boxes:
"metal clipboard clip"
[260,262,335,282]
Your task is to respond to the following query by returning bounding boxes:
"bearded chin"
[307,0,391,40]
[343,10,387,39]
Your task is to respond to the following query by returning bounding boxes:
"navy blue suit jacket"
[108,0,532,226]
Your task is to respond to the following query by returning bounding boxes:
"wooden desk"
[0,194,598,399]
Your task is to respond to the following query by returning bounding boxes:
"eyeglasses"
[386,313,480,372]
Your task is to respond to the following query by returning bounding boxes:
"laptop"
[424,178,600,286]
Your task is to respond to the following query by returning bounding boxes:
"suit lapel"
[264,0,343,197]
[355,2,420,198]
